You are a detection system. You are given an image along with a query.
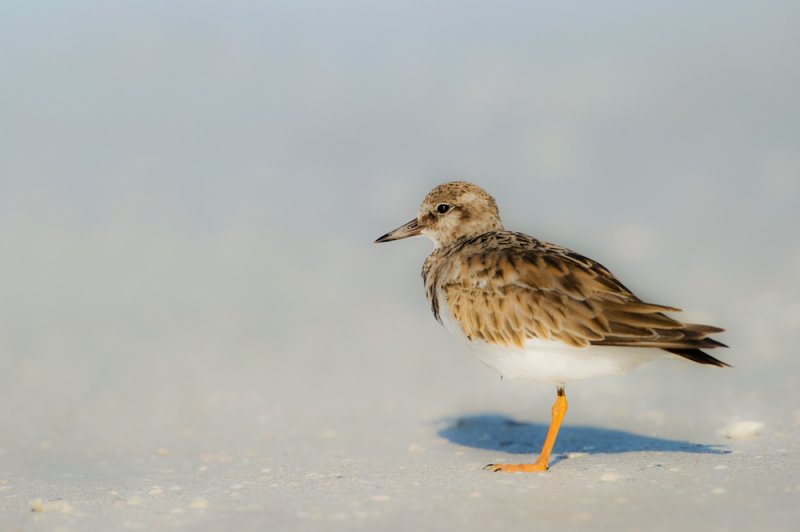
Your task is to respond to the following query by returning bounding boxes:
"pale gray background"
[1,1,799,531]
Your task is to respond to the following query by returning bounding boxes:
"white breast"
[435,289,658,386]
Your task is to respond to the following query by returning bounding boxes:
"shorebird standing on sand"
[376,182,728,472]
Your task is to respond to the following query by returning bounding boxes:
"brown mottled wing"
[441,236,728,366]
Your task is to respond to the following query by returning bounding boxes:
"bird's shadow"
[439,414,728,464]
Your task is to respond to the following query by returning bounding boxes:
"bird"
[375,181,728,473]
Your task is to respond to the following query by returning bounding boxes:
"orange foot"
[483,462,549,473]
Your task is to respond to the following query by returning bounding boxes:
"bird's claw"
[483,462,550,473]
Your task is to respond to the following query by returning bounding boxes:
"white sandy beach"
[1,227,798,531]
[1,1,799,530]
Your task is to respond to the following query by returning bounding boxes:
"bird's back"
[423,230,727,382]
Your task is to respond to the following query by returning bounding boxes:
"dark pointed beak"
[375,218,422,243]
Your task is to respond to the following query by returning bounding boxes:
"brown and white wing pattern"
[423,231,728,367]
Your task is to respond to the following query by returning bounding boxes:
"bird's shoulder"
[430,231,689,348]
[435,230,632,299]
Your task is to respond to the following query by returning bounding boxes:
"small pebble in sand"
[200,452,232,463]
[30,499,74,514]
[719,421,765,440]
[370,495,391,502]
[565,452,588,459]
[189,498,209,509]
[148,487,164,497]
[126,496,144,506]
[408,443,425,453]
[600,472,621,482]
[710,487,727,495]
[713,465,729,471]
[30,499,45,513]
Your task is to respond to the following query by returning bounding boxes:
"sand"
[2,1,799,530]
[1,277,798,532]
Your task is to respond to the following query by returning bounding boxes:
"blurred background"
[1,0,798,528]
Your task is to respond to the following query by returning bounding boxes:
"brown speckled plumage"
[380,181,728,367]
[423,231,727,365]
[375,181,728,472]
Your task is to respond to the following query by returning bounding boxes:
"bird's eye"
[436,204,450,214]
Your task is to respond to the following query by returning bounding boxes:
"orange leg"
[485,387,568,473]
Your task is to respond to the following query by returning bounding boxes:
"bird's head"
[375,182,503,247]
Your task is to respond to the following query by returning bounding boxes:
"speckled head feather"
[374,182,503,247]
[417,182,503,246]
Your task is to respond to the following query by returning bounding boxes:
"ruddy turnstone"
[375,182,728,473]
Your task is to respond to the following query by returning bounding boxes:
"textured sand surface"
[1,358,798,531]
[2,1,799,530]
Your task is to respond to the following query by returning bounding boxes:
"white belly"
[437,293,658,385]
[466,338,657,385]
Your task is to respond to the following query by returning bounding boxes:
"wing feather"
[437,232,727,365]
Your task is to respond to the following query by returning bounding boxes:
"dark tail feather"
[662,347,731,367]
